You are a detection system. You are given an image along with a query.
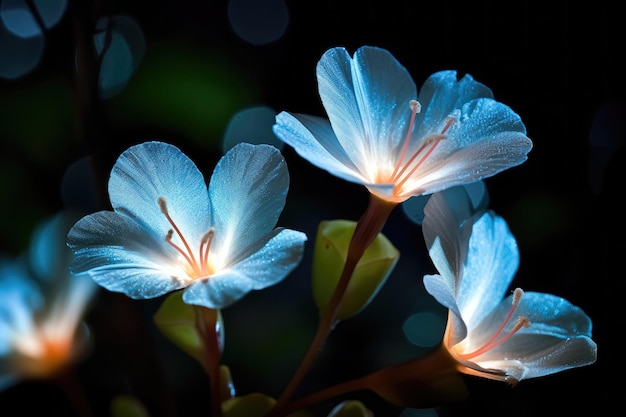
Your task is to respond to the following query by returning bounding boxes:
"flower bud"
[311,220,399,319]
[153,291,224,365]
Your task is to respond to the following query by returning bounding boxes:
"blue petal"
[454,98,527,146]
[458,212,519,327]
[67,211,185,298]
[273,112,365,185]
[506,291,593,337]
[318,46,417,169]
[209,143,291,262]
[182,228,306,309]
[423,272,467,344]
[422,190,475,282]
[414,71,493,139]
[108,141,211,245]
[399,98,531,197]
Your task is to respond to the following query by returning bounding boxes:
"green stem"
[269,195,397,416]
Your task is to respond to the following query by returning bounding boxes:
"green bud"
[153,291,224,365]
[311,219,399,319]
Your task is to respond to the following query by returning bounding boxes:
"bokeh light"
[0,21,44,79]
[402,311,446,348]
[227,0,289,45]
[221,105,284,153]
[93,15,146,99]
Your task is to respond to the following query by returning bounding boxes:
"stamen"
[200,228,215,273]
[390,100,421,180]
[390,114,457,196]
[158,196,200,275]
[457,288,530,360]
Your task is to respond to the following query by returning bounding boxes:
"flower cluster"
[0,45,596,417]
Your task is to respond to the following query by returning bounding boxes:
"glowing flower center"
[13,330,73,377]
[384,100,456,196]
[455,288,531,360]
[158,196,216,279]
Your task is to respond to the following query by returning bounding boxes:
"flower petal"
[273,112,364,184]
[457,212,519,328]
[182,228,306,309]
[406,99,532,196]
[209,143,292,262]
[68,211,186,298]
[108,141,211,245]
[413,71,493,139]
[318,46,417,164]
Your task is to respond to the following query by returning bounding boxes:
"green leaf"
[311,220,400,319]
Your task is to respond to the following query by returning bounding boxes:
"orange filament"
[159,196,215,278]
[387,101,457,196]
[456,288,531,361]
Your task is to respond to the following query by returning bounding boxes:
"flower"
[0,212,98,391]
[421,189,597,384]
[67,141,307,309]
[273,45,533,204]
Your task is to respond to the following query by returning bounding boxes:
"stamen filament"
[165,230,201,276]
[390,100,421,180]
[392,134,445,192]
[158,196,200,271]
[200,229,215,273]
[389,114,456,196]
[457,288,529,361]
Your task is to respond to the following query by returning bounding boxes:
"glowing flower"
[421,190,597,384]
[0,212,98,391]
[273,45,533,204]
[67,141,307,309]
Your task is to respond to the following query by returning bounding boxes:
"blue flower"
[421,189,597,384]
[67,141,307,309]
[273,46,533,203]
[0,212,98,391]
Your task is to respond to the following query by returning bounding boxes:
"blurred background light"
[93,14,146,100]
[0,22,44,79]
[227,0,289,45]
[0,0,67,38]
[221,105,284,153]
[402,311,446,348]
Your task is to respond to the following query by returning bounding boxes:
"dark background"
[0,1,622,416]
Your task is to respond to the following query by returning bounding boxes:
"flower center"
[386,100,456,197]
[455,288,531,361]
[158,196,216,278]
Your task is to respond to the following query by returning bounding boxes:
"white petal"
[108,141,211,244]
[414,71,493,139]
[423,273,467,344]
[209,143,288,261]
[457,212,519,328]
[183,228,306,309]
[67,211,186,298]
[273,111,363,179]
